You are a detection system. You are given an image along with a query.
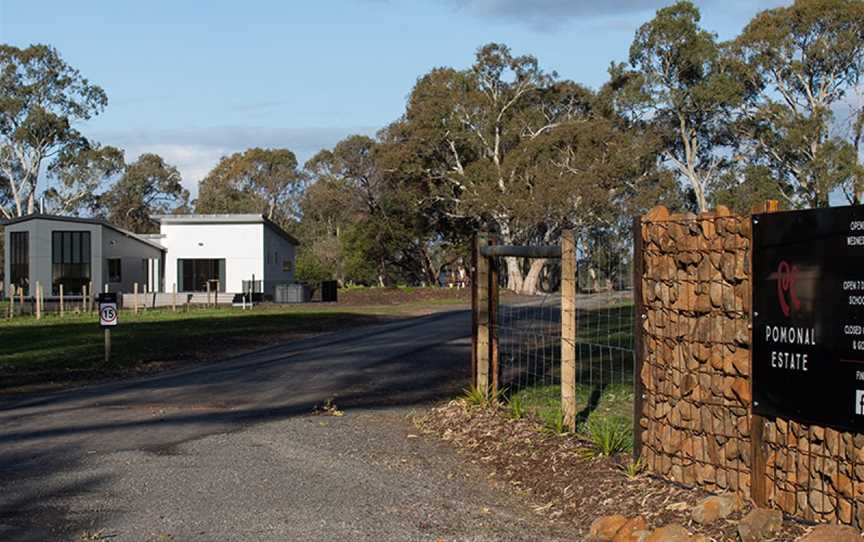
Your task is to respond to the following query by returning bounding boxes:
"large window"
[52,231,91,295]
[178,259,225,292]
[107,258,122,283]
[10,231,29,296]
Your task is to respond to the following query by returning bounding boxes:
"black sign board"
[97,292,118,328]
[97,292,117,304]
[753,205,864,431]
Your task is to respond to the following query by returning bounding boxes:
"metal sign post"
[98,292,118,363]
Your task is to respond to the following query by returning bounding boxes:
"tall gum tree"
[626,1,744,212]
[0,44,107,218]
[395,43,591,293]
[730,0,864,207]
[196,147,305,227]
[102,153,189,233]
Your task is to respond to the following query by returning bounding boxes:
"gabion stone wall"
[638,204,864,527]
[638,206,753,498]
[762,415,864,524]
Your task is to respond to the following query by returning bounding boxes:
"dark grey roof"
[1,213,166,252]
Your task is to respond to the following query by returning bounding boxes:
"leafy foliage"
[0,44,107,218]
[196,147,305,227]
[730,0,864,207]
[100,153,189,233]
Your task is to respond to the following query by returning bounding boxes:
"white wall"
[262,224,296,295]
[160,222,264,293]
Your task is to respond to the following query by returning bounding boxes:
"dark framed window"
[108,258,122,283]
[52,231,91,295]
[10,231,29,296]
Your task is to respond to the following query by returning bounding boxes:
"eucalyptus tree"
[730,0,864,207]
[301,135,439,286]
[44,145,125,215]
[391,43,595,293]
[0,44,108,218]
[196,147,305,226]
[626,1,745,212]
[101,153,188,233]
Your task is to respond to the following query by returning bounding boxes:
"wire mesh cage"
[492,232,635,424]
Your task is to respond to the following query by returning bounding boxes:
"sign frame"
[752,205,864,432]
[98,292,118,328]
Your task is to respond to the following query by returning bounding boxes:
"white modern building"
[153,214,297,296]
[3,213,298,298]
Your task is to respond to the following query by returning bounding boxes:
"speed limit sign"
[98,292,119,328]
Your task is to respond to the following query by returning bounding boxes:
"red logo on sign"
[777,260,801,317]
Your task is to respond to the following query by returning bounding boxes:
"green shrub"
[619,456,644,479]
[460,384,506,407]
[544,409,570,435]
[507,394,525,420]
[580,415,632,458]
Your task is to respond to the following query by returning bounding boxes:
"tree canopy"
[196,147,305,227]
[0,44,108,218]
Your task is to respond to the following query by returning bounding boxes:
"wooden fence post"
[60,284,64,317]
[471,234,478,388]
[134,282,139,315]
[172,283,177,312]
[35,282,42,320]
[749,199,779,507]
[9,286,14,319]
[475,234,491,395]
[632,217,646,459]
[206,281,211,308]
[561,230,577,430]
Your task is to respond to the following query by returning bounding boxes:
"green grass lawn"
[510,381,634,430]
[0,300,458,391]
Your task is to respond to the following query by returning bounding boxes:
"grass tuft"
[460,384,507,408]
[580,415,632,458]
[618,456,645,480]
[543,409,570,435]
[506,394,525,420]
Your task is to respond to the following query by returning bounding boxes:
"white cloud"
[439,0,788,31]
[89,125,380,196]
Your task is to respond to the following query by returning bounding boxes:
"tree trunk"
[503,257,547,295]
[504,256,524,293]
[418,245,438,286]
[520,258,547,295]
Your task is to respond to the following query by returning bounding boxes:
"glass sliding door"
[177,259,225,292]
[52,231,91,295]
[10,231,29,296]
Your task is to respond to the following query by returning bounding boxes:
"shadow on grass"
[0,309,396,391]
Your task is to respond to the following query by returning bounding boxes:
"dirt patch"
[334,287,470,306]
[416,400,810,541]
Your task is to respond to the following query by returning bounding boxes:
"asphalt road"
[0,309,568,542]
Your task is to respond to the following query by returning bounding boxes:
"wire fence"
[495,234,635,420]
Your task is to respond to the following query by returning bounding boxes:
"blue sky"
[1,0,788,196]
